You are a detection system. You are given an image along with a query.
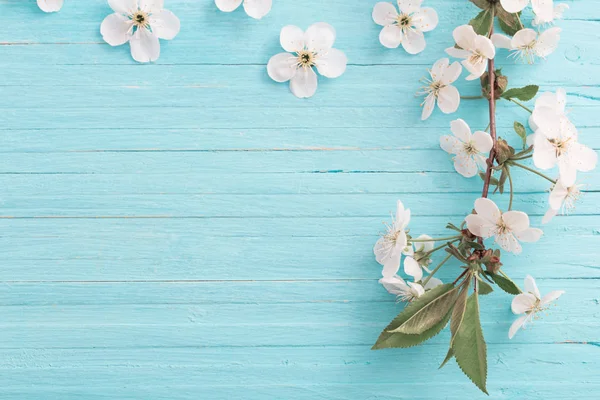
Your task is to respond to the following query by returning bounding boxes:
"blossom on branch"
[372,0,438,54]
[492,28,561,64]
[440,119,493,178]
[542,179,583,223]
[445,25,495,80]
[418,58,462,120]
[465,198,543,254]
[267,23,347,98]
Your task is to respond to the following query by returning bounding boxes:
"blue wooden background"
[1,0,599,398]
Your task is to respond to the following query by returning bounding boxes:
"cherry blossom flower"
[379,275,442,303]
[465,198,543,254]
[532,106,597,187]
[445,25,495,80]
[500,0,553,18]
[267,23,347,99]
[542,179,583,224]
[533,3,569,26]
[215,0,271,20]
[528,88,568,139]
[509,275,564,339]
[440,119,493,178]
[403,234,435,271]
[100,0,181,63]
[492,27,561,64]
[372,0,438,54]
[38,0,63,12]
[418,58,462,120]
[374,200,411,277]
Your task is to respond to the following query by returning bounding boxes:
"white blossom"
[267,23,347,99]
[542,179,583,224]
[374,200,411,277]
[372,0,438,54]
[528,88,568,144]
[404,234,435,271]
[492,27,561,64]
[532,106,597,187]
[509,275,564,339]
[445,25,495,80]
[418,58,462,120]
[38,0,63,12]
[215,0,272,20]
[533,3,569,26]
[440,119,493,178]
[100,0,180,63]
[465,198,543,254]
[500,0,553,20]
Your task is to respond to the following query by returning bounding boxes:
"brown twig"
[481,25,497,199]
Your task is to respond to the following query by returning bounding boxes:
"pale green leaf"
[439,347,454,369]
[453,294,488,394]
[486,271,521,295]
[468,9,493,36]
[450,283,469,341]
[478,279,494,295]
[389,286,458,334]
[501,85,539,101]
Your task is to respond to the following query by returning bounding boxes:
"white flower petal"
[37,0,63,12]
[440,61,462,85]
[394,230,408,254]
[445,47,471,59]
[140,0,164,13]
[379,25,403,49]
[395,200,406,223]
[129,28,161,63]
[501,0,530,14]
[465,214,489,238]
[415,234,434,253]
[512,29,537,49]
[267,52,297,83]
[524,275,541,299]
[571,143,598,172]
[290,67,318,98]
[151,9,180,40]
[542,208,558,224]
[412,7,438,32]
[558,157,577,188]
[215,0,243,12]
[379,276,408,295]
[474,197,501,224]
[108,0,137,14]
[397,0,423,14]
[454,153,478,178]
[372,2,398,26]
[404,256,423,282]
[304,22,336,53]
[491,33,512,50]
[316,48,347,79]
[430,58,448,80]
[475,35,495,59]
[407,281,425,298]
[243,0,272,19]
[512,292,537,314]
[548,180,568,210]
[502,211,530,232]
[452,24,476,51]
[461,58,487,80]
[440,135,461,155]
[531,0,554,24]
[496,232,522,254]
[533,133,558,170]
[540,290,565,306]
[280,25,305,53]
[508,314,530,339]
[100,13,133,46]
[437,85,460,114]
[421,94,436,121]
[472,131,493,153]
[535,27,562,57]
[424,277,443,290]
[382,256,401,278]
[515,228,543,243]
[401,30,426,55]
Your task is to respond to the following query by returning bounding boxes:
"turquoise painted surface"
[0,0,599,398]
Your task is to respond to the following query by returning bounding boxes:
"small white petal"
[440,61,462,85]
[404,256,423,282]
[372,2,398,26]
[465,214,492,238]
[316,48,347,79]
[280,25,305,53]
[37,0,63,12]
[542,208,558,224]
[533,133,558,170]
[290,67,318,98]
[454,153,478,178]
[512,29,537,49]
[501,0,530,14]
[502,211,530,232]
[430,58,449,81]
[445,47,471,59]
[412,7,438,32]
[215,0,243,12]
[540,290,565,306]
[243,0,272,19]
[437,85,460,114]
[382,256,401,278]
[558,157,577,188]
[151,9,180,40]
[472,131,493,153]
[571,143,598,172]
[474,197,501,224]
[421,94,436,121]
[531,0,555,25]
[535,27,562,57]
[379,25,403,49]
[397,0,423,14]
[267,53,297,83]
[304,22,336,53]
[475,35,495,59]
[515,228,543,243]
[450,119,473,145]
[407,281,425,298]
[129,28,161,63]
[415,234,434,253]
[440,135,461,155]
[379,276,408,295]
[100,13,133,46]
[401,30,426,55]
[108,0,137,14]
[524,275,541,299]
[491,33,512,50]
[452,25,477,51]
[424,277,443,290]
[512,292,537,314]
[140,0,164,13]
[508,314,530,339]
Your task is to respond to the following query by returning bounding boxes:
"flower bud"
[494,138,515,165]
[481,69,508,100]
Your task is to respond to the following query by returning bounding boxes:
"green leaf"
[439,347,454,369]
[463,241,484,251]
[477,279,494,295]
[372,284,454,350]
[446,222,461,232]
[389,286,458,334]
[497,10,521,36]
[501,85,539,101]
[514,121,528,149]
[468,9,493,36]
[478,171,499,186]
[486,271,521,295]
[469,0,490,10]
[453,294,488,395]
[450,282,470,344]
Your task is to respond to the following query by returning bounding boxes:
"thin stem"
[415,239,461,262]
[452,268,470,285]
[461,95,484,99]
[410,235,461,243]
[510,154,533,161]
[510,98,533,114]
[506,167,514,211]
[422,254,452,287]
[481,16,497,199]
[484,122,491,132]
[509,161,556,184]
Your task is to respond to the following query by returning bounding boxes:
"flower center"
[396,13,412,28]
[296,50,315,68]
[548,137,572,157]
[463,142,478,155]
[468,51,485,65]
[496,219,510,235]
[132,11,149,28]
[564,185,582,212]
[513,40,537,64]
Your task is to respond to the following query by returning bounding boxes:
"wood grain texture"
[0,0,599,398]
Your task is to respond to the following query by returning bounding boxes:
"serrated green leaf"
[389,286,458,334]
[439,347,455,369]
[450,283,470,343]
[486,271,521,295]
[497,11,521,36]
[453,294,488,394]
[469,0,490,10]
[469,9,493,36]
[501,85,539,101]
[372,284,454,350]
[477,279,494,295]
